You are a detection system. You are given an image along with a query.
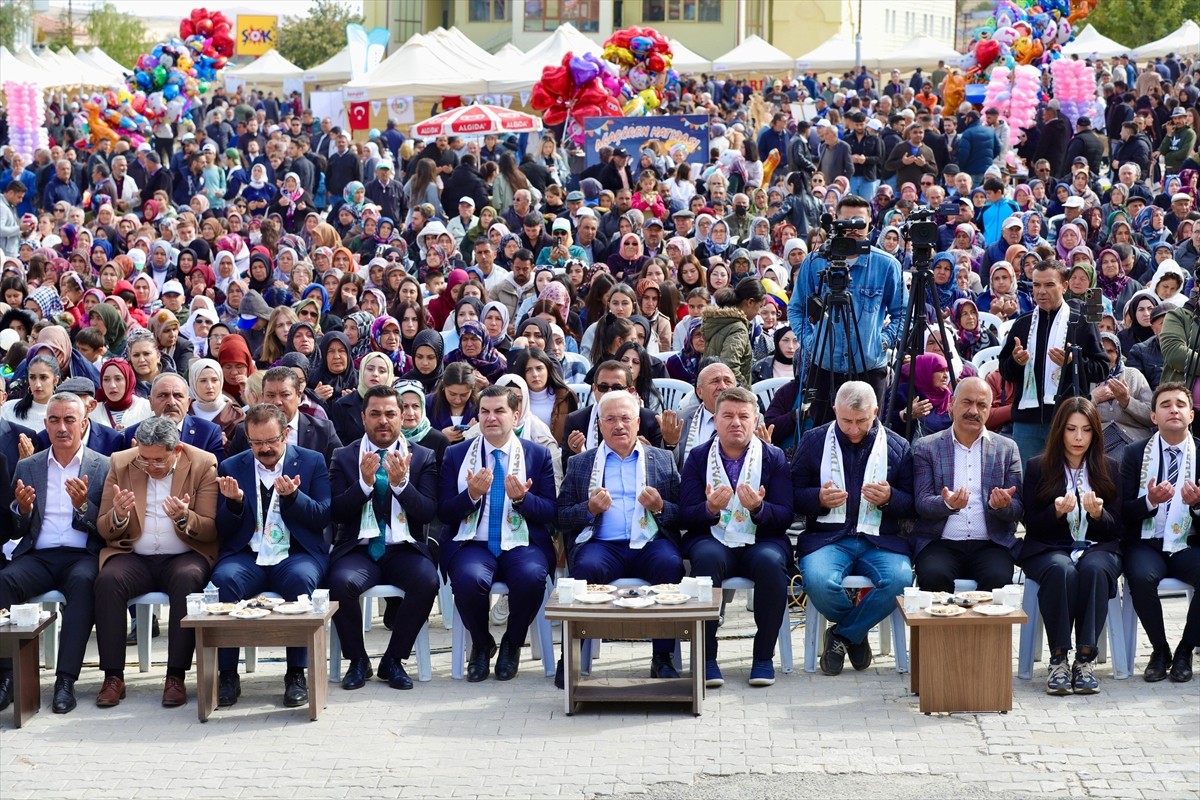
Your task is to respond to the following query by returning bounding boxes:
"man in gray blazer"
[911,377,1023,592]
[663,363,738,471]
[0,392,109,714]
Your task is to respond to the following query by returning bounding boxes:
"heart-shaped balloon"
[569,54,600,86]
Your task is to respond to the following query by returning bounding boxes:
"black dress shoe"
[847,636,873,671]
[151,615,160,638]
[283,670,309,707]
[126,627,138,647]
[466,641,498,683]
[387,661,414,690]
[554,658,564,690]
[341,656,373,690]
[217,671,241,707]
[650,653,680,679]
[51,676,76,714]
[1144,647,1171,682]
[0,672,13,712]
[1170,644,1194,683]
[495,637,520,681]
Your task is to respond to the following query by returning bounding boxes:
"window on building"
[643,0,719,22]
[392,0,424,42]
[744,0,764,38]
[470,0,510,22]
[525,0,600,32]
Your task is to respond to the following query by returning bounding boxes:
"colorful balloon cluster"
[982,64,1044,148]
[958,0,1096,79]
[84,7,231,146]
[1048,58,1094,128]
[602,26,678,117]
[3,82,49,163]
[530,52,624,147]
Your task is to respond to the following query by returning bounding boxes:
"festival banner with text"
[583,115,709,168]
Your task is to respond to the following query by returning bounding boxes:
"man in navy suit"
[912,377,1023,592]
[0,416,35,474]
[225,366,342,465]
[681,387,794,689]
[0,393,109,714]
[438,386,557,683]
[329,385,439,691]
[33,377,125,458]
[560,361,663,459]
[124,373,223,461]
[558,390,685,684]
[211,404,331,709]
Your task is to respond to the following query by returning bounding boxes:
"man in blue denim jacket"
[787,194,907,426]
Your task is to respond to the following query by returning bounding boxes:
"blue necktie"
[369,449,389,561]
[487,449,505,556]
[1166,447,1181,487]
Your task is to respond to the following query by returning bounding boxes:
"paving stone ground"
[1,593,1197,800]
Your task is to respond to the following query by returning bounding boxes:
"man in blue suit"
[438,385,557,683]
[0,416,35,475]
[225,366,342,465]
[124,373,223,461]
[912,377,1023,592]
[681,387,795,689]
[558,390,685,684]
[33,377,125,458]
[211,403,331,709]
[328,385,439,691]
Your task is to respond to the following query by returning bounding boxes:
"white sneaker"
[489,595,510,626]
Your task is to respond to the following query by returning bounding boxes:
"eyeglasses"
[247,435,285,448]
[594,383,628,394]
[134,455,174,471]
[600,415,636,426]
[921,181,934,186]
[385,255,403,262]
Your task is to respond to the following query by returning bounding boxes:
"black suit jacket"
[36,421,124,458]
[124,414,224,462]
[0,418,35,473]
[226,412,342,465]
[328,438,438,562]
[560,405,663,455]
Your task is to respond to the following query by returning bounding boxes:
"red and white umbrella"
[412,104,544,138]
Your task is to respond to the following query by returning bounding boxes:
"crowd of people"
[0,48,1199,715]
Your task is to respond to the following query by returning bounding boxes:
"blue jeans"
[800,536,912,644]
[1011,421,1052,470]
[849,177,879,200]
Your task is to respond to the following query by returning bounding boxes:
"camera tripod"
[884,257,959,440]
[800,263,869,430]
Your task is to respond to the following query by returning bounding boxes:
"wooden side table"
[0,613,57,729]
[898,598,1027,714]
[182,603,337,722]
[545,594,721,716]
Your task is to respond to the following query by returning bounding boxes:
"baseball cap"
[136,142,152,152]
[1151,304,1172,322]
[866,119,883,131]
[1072,156,1089,166]
[815,119,833,128]
[551,218,571,233]
[1063,196,1086,209]
[612,147,629,157]
[644,218,664,229]
[161,279,185,296]
[180,132,195,142]
[1002,217,1024,229]
[376,161,394,171]
[458,196,476,207]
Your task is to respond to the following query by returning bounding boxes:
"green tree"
[278,0,364,70]
[0,0,30,51]
[86,3,148,69]
[1089,0,1200,49]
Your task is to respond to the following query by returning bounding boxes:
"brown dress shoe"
[162,675,187,707]
[96,676,126,707]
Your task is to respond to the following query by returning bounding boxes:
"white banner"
[387,96,415,124]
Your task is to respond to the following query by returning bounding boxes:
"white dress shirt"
[133,472,190,555]
[472,436,516,542]
[286,413,300,446]
[942,430,990,541]
[37,446,86,550]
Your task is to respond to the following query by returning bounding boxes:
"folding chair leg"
[137,605,153,673]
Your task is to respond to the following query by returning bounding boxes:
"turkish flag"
[349,102,370,131]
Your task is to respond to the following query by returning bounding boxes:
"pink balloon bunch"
[3,82,49,163]
[1049,58,1094,129]
[981,64,1041,148]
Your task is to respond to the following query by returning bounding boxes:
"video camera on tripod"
[807,214,870,319]
[899,205,939,263]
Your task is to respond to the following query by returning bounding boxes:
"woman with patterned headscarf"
[443,320,506,385]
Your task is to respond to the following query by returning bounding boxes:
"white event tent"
[1060,25,1130,58]
[227,49,305,82]
[872,35,963,72]
[304,46,352,85]
[486,23,603,94]
[794,33,857,73]
[669,38,712,74]
[1132,20,1200,59]
[712,35,795,75]
[343,34,490,99]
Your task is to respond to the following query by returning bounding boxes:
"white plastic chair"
[1121,577,1195,674]
[32,590,166,672]
[722,577,794,674]
[568,383,593,409]
[750,377,791,414]
[656,350,679,363]
[652,378,694,412]
[802,576,909,674]
[977,361,999,381]
[976,312,1003,336]
[450,579,555,679]
[328,584,433,683]
[971,345,1002,368]
[1017,577,1127,680]
[30,590,66,669]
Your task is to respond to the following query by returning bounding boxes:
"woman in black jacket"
[1020,397,1123,697]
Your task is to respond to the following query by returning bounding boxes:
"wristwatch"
[175,514,189,528]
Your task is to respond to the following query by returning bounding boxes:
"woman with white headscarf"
[188,357,245,443]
